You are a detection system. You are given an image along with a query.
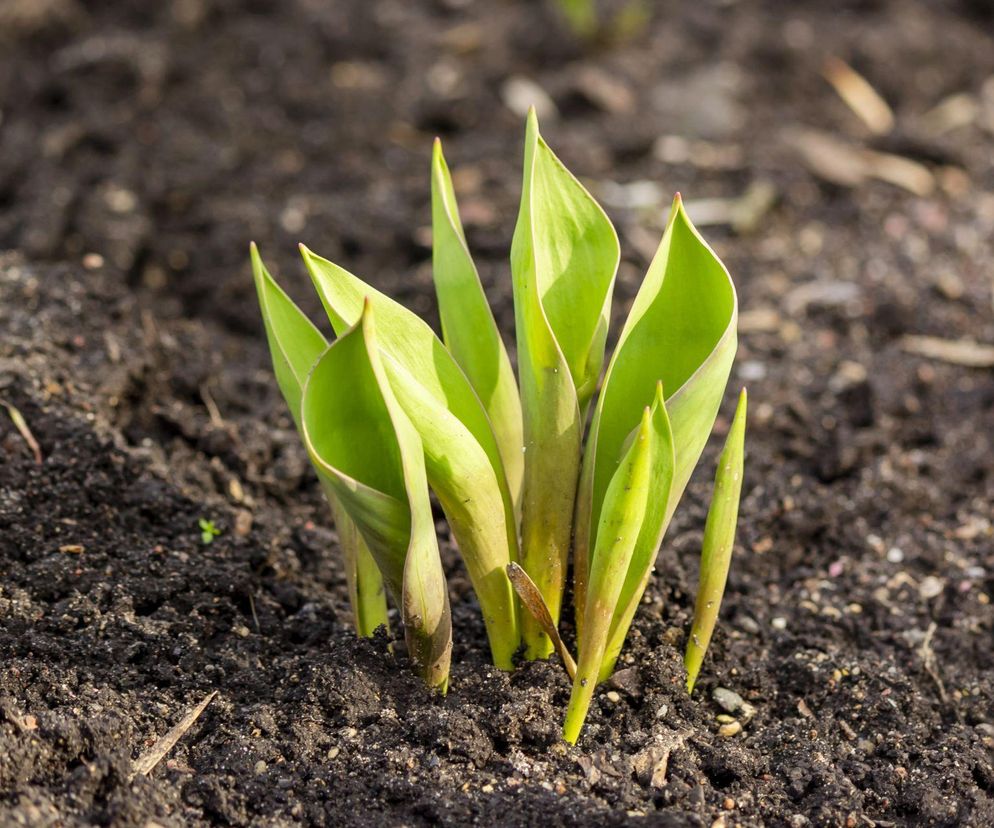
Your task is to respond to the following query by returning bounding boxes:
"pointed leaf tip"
[525,106,540,138]
[653,380,665,408]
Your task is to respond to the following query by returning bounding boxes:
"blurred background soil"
[1,1,993,825]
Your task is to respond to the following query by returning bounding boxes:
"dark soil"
[2,1,993,825]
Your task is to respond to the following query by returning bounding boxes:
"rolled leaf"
[573,195,737,669]
[511,108,620,658]
[431,139,524,511]
[301,302,451,690]
[301,246,519,669]
[250,244,388,636]
[685,388,747,693]
[563,389,673,745]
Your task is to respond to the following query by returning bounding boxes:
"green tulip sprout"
[251,110,746,740]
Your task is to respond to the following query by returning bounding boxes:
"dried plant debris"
[822,56,895,135]
[788,129,935,195]
[900,335,994,368]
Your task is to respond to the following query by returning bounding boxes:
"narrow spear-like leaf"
[431,139,524,510]
[250,244,388,636]
[511,108,620,658]
[685,388,747,694]
[574,195,737,669]
[301,303,451,690]
[300,246,519,668]
[564,390,673,744]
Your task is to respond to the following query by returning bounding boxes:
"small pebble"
[716,714,736,724]
[234,509,253,537]
[718,721,742,737]
[723,797,736,810]
[255,761,267,773]
[327,747,340,760]
[772,616,787,630]
[919,576,945,599]
[712,687,745,713]
[739,360,766,381]
[886,546,904,563]
[501,76,558,121]
[605,690,621,704]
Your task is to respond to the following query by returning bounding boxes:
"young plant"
[250,110,746,741]
[553,0,651,43]
[198,518,221,545]
[684,388,747,694]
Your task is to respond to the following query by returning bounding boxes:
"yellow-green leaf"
[574,195,737,671]
[511,109,620,658]
[563,387,673,744]
[301,303,451,690]
[685,388,747,694]
[301,246,519,668]
[431,139,524,511]
[250,244,388,637]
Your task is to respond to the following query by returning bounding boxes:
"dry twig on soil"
[131,691,218,779]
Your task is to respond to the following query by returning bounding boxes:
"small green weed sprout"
[252,111,746,741]
[199,518,221,545]
[553,0,650,43]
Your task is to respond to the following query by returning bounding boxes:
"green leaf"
[250,243,326,433]
[250,244,388,637]
[431,139,524,511]
[556,0,597,37]
[301,303,451,690]
[301,246,519,668]
[328,495,390,638]
[573,195,737,671]
[563,387,673,744]
[511,109,620,658]
[685,388,747,694]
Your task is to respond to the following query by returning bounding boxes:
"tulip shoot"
[250,111,748,739]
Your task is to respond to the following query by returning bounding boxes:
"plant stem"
[329,486,389,637]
